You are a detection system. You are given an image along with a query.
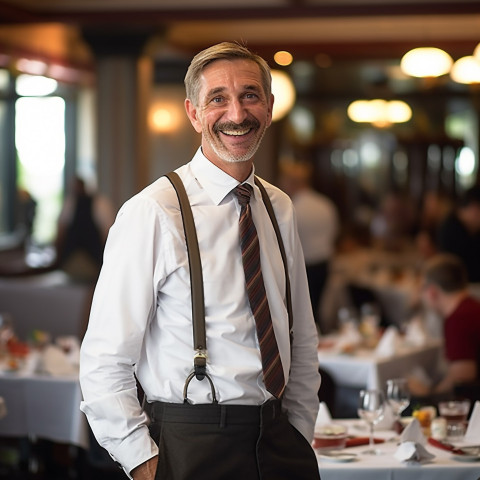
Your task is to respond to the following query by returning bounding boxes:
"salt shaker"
[431,417,447,440]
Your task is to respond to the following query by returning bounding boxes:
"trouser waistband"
[147,398,282,426]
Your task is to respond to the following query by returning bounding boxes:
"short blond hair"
[184,42,272,107]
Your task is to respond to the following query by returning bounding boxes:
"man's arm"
[408,359,477,396]
[433,360,477,394]
[132,456,159,480]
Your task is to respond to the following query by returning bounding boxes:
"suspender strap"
[165,172,207,383]
[254,177,294,341]
[165,172,293,399]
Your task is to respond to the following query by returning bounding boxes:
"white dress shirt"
[79,148,320,476]
[292,188,338,265]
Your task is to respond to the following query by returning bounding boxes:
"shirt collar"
[190,147,257,205]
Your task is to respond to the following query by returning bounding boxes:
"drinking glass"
[358,389,385,455]
[386,378,410,422]
[438,400,471,440]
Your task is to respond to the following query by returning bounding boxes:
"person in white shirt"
[278,161,338,327]
[80,42,321,480]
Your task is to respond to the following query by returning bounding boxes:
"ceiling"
[1,0,480,62]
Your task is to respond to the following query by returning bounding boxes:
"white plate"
[451,454,480,462]
[318,452,357,463]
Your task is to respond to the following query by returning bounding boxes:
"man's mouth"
[220,127,252,136]
[214,120,259,137]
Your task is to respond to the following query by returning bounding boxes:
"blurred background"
[1,0,480,256]
[2,1,480,478]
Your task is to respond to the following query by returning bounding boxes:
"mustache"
[213,118,260,133]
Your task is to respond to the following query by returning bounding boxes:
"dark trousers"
[146,399,320,480]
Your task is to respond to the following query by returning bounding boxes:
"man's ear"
[185,99,202,133]
[266,93,274,127]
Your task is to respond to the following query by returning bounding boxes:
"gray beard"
[211,127,267,164]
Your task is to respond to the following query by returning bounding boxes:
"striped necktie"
[233,183,285,399]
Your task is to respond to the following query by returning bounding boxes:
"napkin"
[400,417,426,444]
[41,344,78,376]
[374,326,401,357]
[464,400,480,444]
[376,401,396,430]
[394,418,435,464]
[315,402,333,429]
[404,317,428,347]
[394,441,435,464]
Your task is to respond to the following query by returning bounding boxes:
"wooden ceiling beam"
[1,1,480,26]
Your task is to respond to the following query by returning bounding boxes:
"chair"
[318,367,337,418]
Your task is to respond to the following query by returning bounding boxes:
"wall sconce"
[271,69,296,122]
[400,47,453,78]
[149,102,183,134]
[347,99,412,127]
[450,56,480,84]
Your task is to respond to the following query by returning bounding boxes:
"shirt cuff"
[109,426,159,479]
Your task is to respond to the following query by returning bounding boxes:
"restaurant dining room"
[1,0,480,479]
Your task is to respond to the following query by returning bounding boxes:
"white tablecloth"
[0,372,88,449]
[318,340,442,391]
[317,420,480,480]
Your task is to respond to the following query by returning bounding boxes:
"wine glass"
[357,389,385,455]
[386,378,410,424]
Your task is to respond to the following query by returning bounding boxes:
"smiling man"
[80,42,321,480]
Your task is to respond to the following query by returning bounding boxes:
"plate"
[451,454,480,462]
[318,452,357,463]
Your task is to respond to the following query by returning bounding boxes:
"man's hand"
[131,456,159,480]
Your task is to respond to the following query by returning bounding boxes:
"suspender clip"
[194,350,207,380]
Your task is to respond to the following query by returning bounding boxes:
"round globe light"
[271,69,296,122]
[400,47,453,78]
[450,55,480,84]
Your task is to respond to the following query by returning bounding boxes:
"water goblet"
[386,378,410,423]
[358,389,385,455]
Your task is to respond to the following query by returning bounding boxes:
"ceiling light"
[400,47,453,78]
[347,99,412,126]
[271,70,296,122]
[474,43,480,62]
[274,51,293,67]
[450,56,480,84]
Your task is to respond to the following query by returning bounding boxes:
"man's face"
[185,59,273,167]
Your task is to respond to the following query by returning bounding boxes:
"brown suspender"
[165,172,293,402]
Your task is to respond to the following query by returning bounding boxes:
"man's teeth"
[222,128,250,136]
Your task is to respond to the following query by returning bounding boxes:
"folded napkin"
[404,317,428,347]
[376,401,397,430]
[395,418,435,464]
[315,402,333,429]
[41,344,78,376]
[374,326,401,358]
[400,417,426,444]
[394,441,435,464]
[464,400,480,444]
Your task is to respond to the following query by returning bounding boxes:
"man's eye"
[245,93,258,99]
[211,97,224,103]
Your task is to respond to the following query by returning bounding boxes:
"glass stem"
[369,422,374,449]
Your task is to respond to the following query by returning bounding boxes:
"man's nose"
[226,99,248,124]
